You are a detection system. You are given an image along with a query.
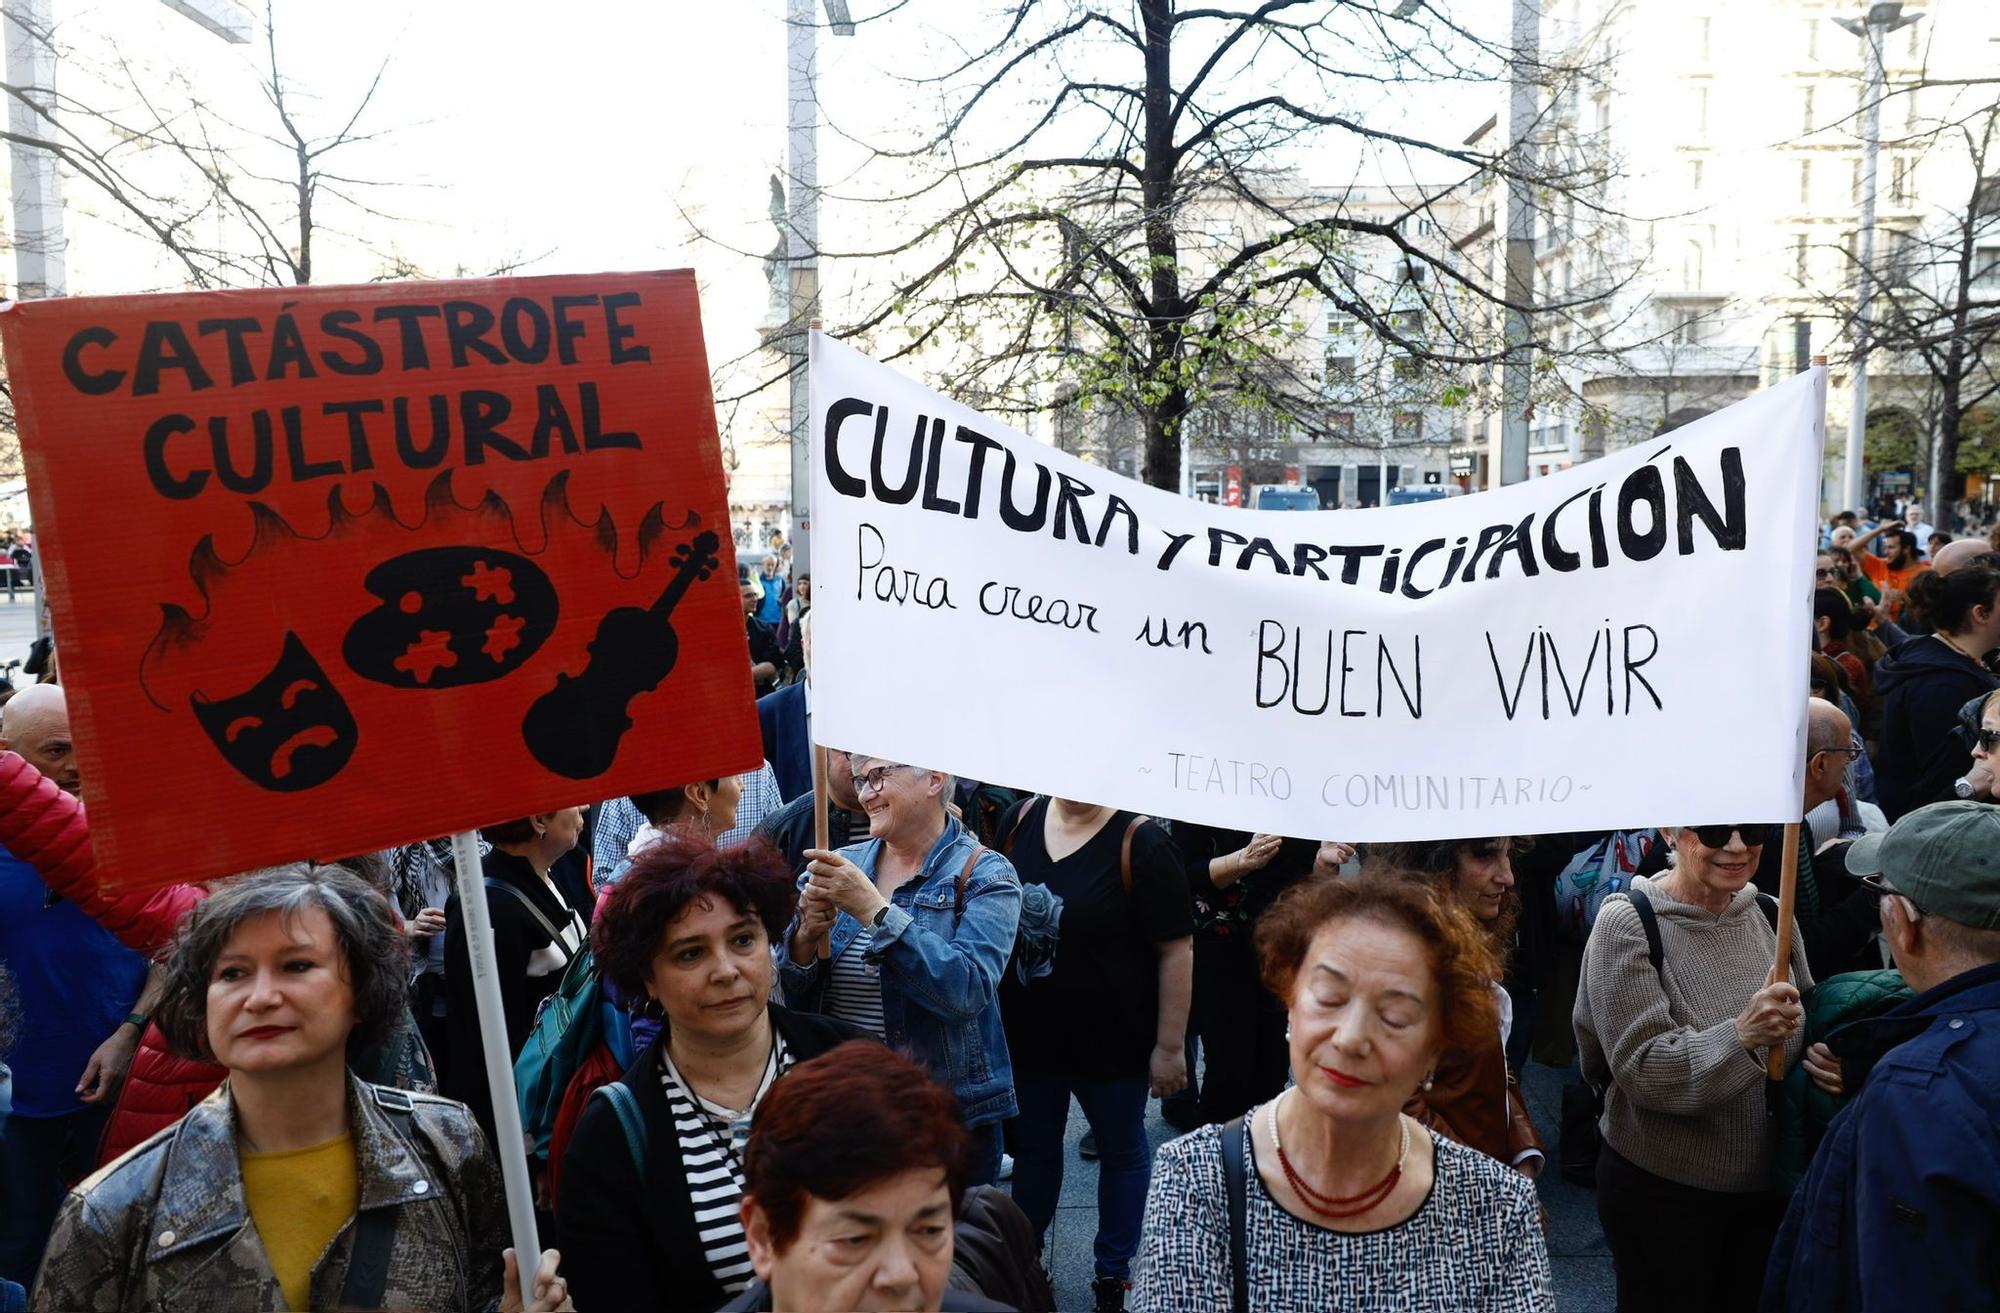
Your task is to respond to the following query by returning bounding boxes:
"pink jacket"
[0,751,222,1163]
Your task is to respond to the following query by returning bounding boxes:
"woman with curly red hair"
[555,833,872,1312]
[1131,871,1551,1312]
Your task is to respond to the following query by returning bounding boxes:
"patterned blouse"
[1132,1113,1552,1313]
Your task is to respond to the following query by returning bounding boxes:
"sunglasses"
[1689,823,1777,848]
[1979,728,2000,753]
[1815,566,1836,579]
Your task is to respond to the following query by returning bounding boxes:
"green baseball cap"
[1846,801,2000,931]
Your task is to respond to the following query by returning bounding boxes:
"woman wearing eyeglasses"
[780,755,1023,1185]
[1572,823,1812,1313]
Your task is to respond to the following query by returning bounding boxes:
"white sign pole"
[448,829,542,1271]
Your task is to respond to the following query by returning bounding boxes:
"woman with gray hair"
[31,866,569,1313]
[780,754,1023,1184]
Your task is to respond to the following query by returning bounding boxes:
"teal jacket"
[1772,968,1911,1194]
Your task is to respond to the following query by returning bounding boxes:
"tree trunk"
[1138,0,1183,492]
[1145,395,1189,493]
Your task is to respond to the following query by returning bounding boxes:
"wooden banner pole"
[449,830,544,1271]
[813,743,832,960]
[1769,352,1831,1080]
[1766,820,1802,1081]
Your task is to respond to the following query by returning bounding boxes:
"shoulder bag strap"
[340,1088,417,1311]
[954,845,987,923]
[482,877,575,966]
[1756,891,1780,934]
[1217,1114,1250,1313]
[1119,814,1151,897]
[1000,796,1042,857]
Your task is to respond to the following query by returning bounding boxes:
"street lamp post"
[3,0,248,650]
[785,0,853,575]
[1834,2,1922,515]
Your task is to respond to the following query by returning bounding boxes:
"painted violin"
[520,531,723,779]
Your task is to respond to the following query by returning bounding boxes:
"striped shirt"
[658,1036,792,1295]
[825,926,887,1036]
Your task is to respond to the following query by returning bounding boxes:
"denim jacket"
[779,816,1022,1126]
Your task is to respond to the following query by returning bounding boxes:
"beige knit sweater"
[1573,874,1812,1193]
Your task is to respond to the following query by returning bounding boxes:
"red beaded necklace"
[1266,1093,1410,1220]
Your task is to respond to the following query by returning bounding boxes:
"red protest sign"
[0,270,762,888]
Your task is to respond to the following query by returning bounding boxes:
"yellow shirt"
[240,1134,360,1311]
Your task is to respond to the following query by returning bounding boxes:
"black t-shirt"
[998,799,1194,1077]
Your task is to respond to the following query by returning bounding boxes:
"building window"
[1681,241,1704,293]
[1794,233,1810,285]
[1694,85,1710,136]
[1328,412,1356,438]
[1973,246,1999,290]
[1697,16,1711,61]
[1976,175,2000,219]
[1394,413,1423,443]
[1799,158,1813,207]
[1672,307,1702,344]
[1326,355,1356,381]
[1885,229,1915,285]
[1851,156,1865,204]
[1890,156,1913,204]
[1689,157,1704,192]
[1394,356,1424,380]
[1805,17,1818,60]
[1801,84,1815,135]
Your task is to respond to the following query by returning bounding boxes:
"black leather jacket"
[31,1074,507,1312]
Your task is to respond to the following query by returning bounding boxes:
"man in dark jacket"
[1871,634,2000,819]
[755,741,864,874]
[1754,698,1883,980]
[1764,801,2000,1312]
[758,614,813,802]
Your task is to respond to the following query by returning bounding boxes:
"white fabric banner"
[808,333,1823,841]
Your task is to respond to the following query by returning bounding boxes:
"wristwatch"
[870,903,892,929]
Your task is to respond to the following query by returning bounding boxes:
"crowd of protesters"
[0,513,1997,1313]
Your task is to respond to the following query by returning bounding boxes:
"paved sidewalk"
[1028,1059,1614,1310]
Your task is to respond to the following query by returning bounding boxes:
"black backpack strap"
[1217,1114,1250,1313]
[342,1087,417,1310]
[1629,891,1665,985]
[1756,892,1780,934]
